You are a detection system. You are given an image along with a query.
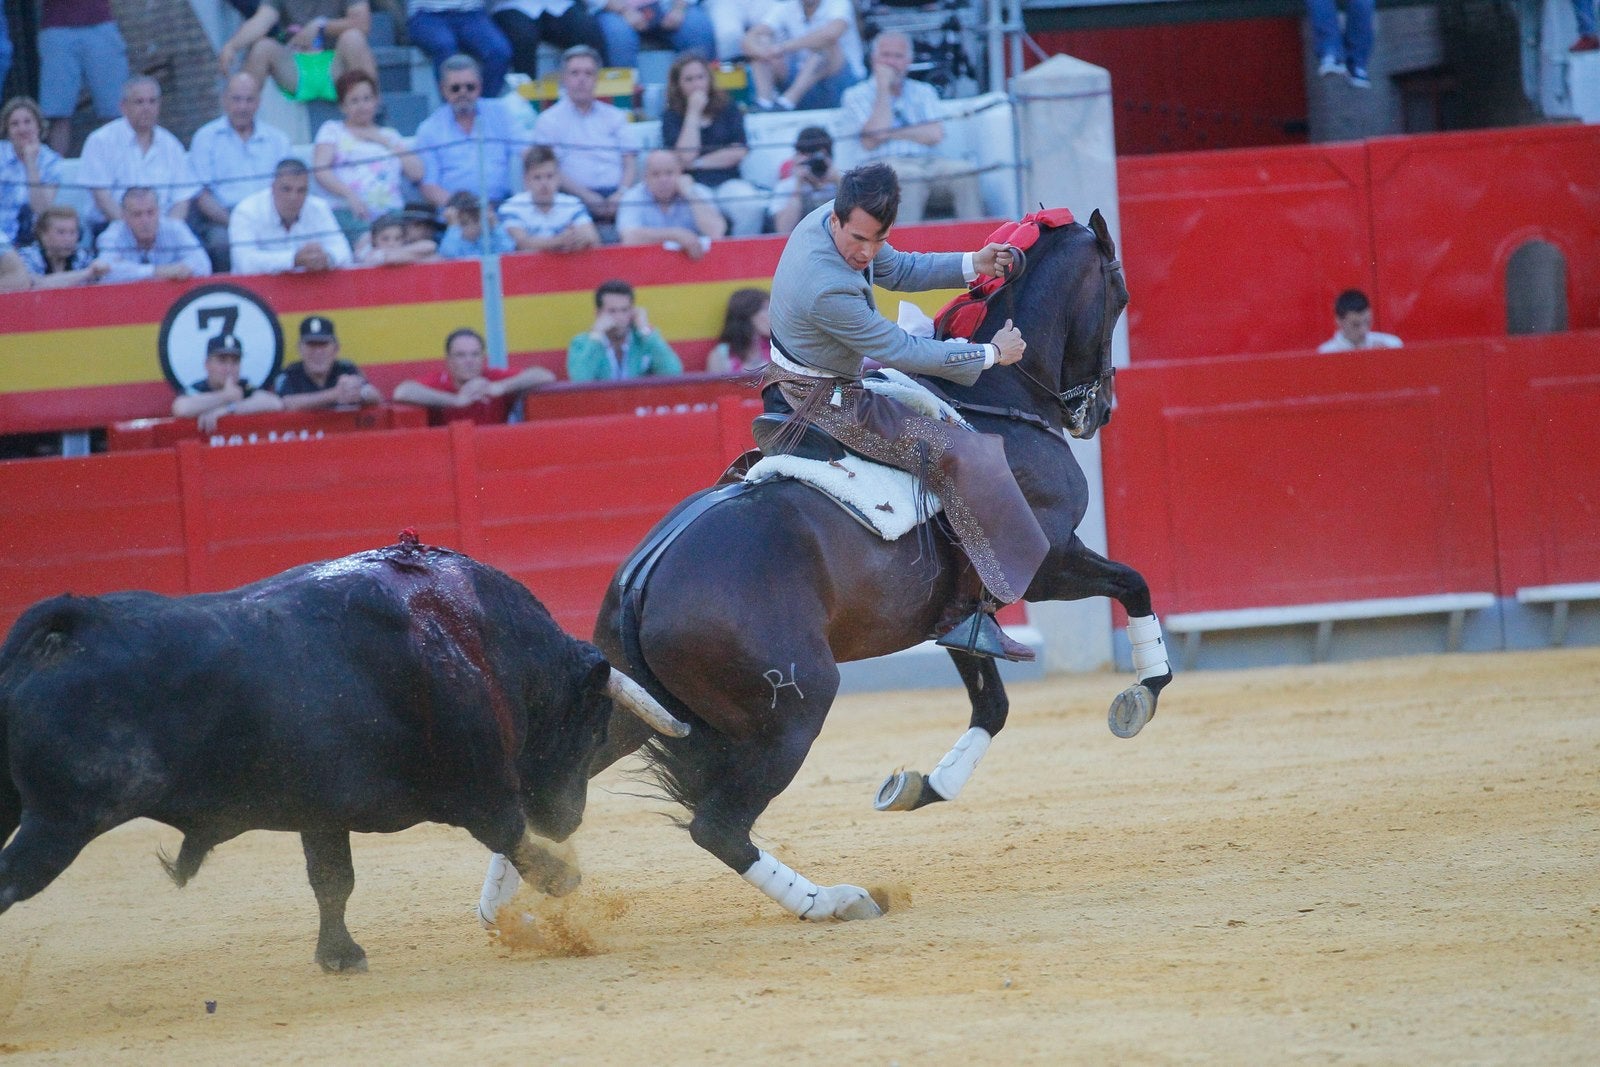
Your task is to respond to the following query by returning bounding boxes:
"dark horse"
[482,211,1172,924]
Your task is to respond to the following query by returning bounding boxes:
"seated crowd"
[0,1,988,290]
[162,282,772,431]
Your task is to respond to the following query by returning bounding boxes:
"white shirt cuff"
[962,251,977,283]
[981,344,997,369]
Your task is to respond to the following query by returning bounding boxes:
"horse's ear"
[1089,209,1117,259]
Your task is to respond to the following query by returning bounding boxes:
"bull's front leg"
[301,830,365,973]
[876,652,1006,811]
[476,816,581,930]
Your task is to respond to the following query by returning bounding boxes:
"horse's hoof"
[874,770,925,811]
[831,886,884,921]
[1108,684,1155,738]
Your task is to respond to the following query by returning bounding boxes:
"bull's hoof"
[1108,684,1155,738]
[315,943,368,974]
[874,769,924,811]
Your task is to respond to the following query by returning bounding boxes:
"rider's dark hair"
[833,163,899,231]
[595,278,635,307]
[1333,288,1371,317]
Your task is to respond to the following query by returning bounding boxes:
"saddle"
[932,206,1076,341]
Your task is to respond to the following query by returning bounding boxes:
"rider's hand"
[972,242,1015,279]
[992,319,1026,365]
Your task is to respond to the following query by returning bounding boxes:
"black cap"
[206,333,243,356]
[300,315,337,341]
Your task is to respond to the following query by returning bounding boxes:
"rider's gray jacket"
[769,201,996,384]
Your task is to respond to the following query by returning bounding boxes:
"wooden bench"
[1515,583,1600,646]
[1165,592,1498,668]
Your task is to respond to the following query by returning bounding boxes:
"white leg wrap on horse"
[743,850,825,919]
[1127,614,1170,682]
[477,852,521,929]
[927,727,992,802]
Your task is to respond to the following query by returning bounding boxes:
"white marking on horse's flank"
[763,663,804,708]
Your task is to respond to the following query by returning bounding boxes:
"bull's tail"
[158,835,217,887]
[0,598,90,848]
[0,710,15,849]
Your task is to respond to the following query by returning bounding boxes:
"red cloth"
[416,367,519,426]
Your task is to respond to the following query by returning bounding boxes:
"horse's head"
[977,209,1128,439]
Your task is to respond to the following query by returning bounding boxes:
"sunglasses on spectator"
[446,81,481,94]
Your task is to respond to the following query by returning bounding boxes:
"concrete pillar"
[1011,54,1121,673]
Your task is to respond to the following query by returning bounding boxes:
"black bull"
[0,534,686,971]
[566,212,1175,921]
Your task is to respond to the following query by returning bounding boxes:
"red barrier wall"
[1484,333,1600,593]
[1116,124,1600,362]
[1102,340,1501,616]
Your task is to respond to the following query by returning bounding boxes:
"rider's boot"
[934,600,1036,663]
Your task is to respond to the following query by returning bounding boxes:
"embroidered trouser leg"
[776,379,1048,605]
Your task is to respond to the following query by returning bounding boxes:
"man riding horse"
[761,162,1046,661]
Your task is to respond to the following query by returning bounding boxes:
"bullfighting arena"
[2,647,1596,1062]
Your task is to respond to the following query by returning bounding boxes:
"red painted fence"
[1100,332,1600,620]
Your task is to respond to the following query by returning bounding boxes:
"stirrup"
[935,610,1036,663]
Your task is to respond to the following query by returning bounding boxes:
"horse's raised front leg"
[1033,534,1173,738]
[876,652,1006,812]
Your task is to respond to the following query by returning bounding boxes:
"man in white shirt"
[1317,288,1403,352]
[530,44,634,229]
[839,31,980,224]
[742,0,863,111]
[188,73,293,271]
[77,76,201,230]
[94,186,213,283]
[229,158,354,275]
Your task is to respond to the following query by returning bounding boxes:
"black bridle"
[946,228,1124,438]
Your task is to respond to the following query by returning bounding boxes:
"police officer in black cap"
[271,314,381,410]
[171,332,285,432]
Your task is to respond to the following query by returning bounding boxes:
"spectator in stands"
[661,51,763,236]
[1317,289,1403,352]
[1,98,61,246]
[38,0,130,155]
[438,189,516,257]
[171,332,286,433]
[594,0,715,69]
[767,124,838,236]
[402,204,444,244]
[406,0,513,96]
[393,325,555,423]
[1573,0,1599,51]
[705,287,771,373]
[490,0,606,82]
[188,73,293,272]
[220,0,378,105]
[530,45,634,231]
[500,145,600,252]
[703,0,774,62]
[414,54,527,210]
[616,148,725,258]
[95,186,212,283]
[230,157,355,274]
[272,314,383,409]
[1308,0,1374,88]
[313,69,424,240]
[0,232,34,291]
[839,31,981,225]
[78,76,200,233]
[567,278,683,380]
[19,205,109,287]
[742,0,863,112]
[356,210,438,264]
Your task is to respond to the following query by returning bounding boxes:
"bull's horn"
[606,669,690,737]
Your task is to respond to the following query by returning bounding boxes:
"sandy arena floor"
[2,648,1597,1064]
